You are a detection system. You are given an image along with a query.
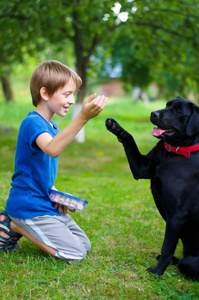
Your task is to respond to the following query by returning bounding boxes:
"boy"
[0,60,107,261]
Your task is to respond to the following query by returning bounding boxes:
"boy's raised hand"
[35,94,107,157]
[80,94,108,121]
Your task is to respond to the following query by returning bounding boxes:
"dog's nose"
[151,111,160,119]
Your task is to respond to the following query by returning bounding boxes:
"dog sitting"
[106,96,199,279]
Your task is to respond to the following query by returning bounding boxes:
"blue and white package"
[49,189,88,212]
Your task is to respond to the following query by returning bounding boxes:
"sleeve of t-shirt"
[23,115,50,152]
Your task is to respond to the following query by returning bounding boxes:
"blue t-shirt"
[5,111,61,218]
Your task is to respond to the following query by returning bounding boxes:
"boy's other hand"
[54,203,76,214]
[80,94,108,121]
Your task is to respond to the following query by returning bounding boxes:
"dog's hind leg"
[178,256,199,280]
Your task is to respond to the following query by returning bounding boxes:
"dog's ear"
[186,105,199,136]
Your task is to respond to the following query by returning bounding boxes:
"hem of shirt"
[5,210,61,219]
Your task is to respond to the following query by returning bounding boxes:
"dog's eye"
[174,107,182,114]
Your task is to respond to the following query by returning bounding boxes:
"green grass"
[0,96,199,299]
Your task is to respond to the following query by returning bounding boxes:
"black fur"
[106,96,199,279]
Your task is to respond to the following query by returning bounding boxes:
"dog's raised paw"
[105,118,124,142]
[106,118,116,130]
[105,118,121,133]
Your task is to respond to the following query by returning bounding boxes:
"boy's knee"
[81,242,90,258]
[85,240,91,253]
[72,239,91,259]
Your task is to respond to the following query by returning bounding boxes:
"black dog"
[106,96,199,279]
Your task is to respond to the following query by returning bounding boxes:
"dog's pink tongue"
[152,127,167,137]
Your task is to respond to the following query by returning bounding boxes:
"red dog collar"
[164,142,199,158]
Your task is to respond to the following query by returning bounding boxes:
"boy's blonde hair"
[30,60,82,107]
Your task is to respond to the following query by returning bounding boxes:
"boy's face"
[47,79,77,117]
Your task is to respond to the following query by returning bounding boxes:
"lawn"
[0,95,199,299]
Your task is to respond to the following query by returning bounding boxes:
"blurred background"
[0,0,199,103]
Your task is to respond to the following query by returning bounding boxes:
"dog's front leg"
[148,218,182,275]
[106,118,152,179]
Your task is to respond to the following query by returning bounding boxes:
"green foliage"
[1,96,199,299]
[131,0,199,97]
[1,0,199,100]
[0,0,43,72]
[101,37,153,88]
[100,0,199,97]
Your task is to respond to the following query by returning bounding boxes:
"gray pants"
[10,213,91,261]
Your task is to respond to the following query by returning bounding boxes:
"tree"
[0,0,45,101]
[36,0,124,141]
[124,0,199,98]
[35,0,124,103]
[1,0,199,104]
[1,0,199,100]
[99,1,199,99]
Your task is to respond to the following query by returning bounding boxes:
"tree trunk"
[72,102,85,143]
[76,73,87,103]
[71,10,100,142]
[1,75,14,102]
[72,69,87,142]
[72,40,88,142]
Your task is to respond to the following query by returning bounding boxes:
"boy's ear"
[40,87,49,101]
